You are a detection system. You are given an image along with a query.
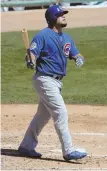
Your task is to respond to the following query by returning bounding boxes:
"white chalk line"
[1,132,107,138]
[72,133,107,136]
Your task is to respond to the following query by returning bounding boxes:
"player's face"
[56,13,67,27]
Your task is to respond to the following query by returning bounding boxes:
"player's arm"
[26,35,43,69]
[69,39,85,67]
[25,52,36,69]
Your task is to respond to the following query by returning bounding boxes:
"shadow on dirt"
[1,148,82,164]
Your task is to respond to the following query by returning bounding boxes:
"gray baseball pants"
[19,73,73,156]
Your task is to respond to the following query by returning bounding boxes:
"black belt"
[50,75,63,80]
[36,72,63,80]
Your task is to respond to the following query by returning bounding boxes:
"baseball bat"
[21,28,32,62]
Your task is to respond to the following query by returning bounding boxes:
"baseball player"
[18,5,87,161]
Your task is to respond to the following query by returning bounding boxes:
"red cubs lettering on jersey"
[63,43,71,57]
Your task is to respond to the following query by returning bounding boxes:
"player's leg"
[34,74,87,160]
[33,75,72,154]
[18,100,51,156]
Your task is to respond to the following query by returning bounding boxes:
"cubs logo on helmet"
[63,43,71,57]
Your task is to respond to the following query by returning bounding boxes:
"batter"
[18,5,87,161]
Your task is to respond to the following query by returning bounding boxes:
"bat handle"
[26,48,32,63]
[26,49,35,69]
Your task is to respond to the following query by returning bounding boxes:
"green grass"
[1,26,107,104]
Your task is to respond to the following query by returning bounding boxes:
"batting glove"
[26,60,35,69]
[75,56,84,67]
[25,55,35,69]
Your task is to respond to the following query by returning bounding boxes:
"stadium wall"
[1,0,107,12]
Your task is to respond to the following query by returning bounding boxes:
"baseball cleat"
[63,148,87,161]
[18,147,42,158]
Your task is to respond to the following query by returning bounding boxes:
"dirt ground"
[1,8,107,170]
[1,8,107,32]
[1,104,107,170]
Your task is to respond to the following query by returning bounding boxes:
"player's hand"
[27,60,35,69]
[75,56,84,67]
[25,54,35,69]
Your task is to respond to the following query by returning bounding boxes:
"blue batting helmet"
[45,5,68,25]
